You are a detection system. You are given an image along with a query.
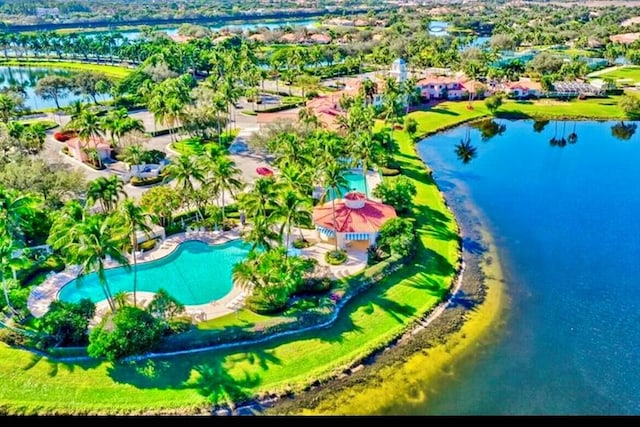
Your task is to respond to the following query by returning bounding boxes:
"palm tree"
[207,154,244,225]
[67,109,105,168]
[58,213,130,313]
[348,131,382,199]
[0,186,39,243]
[117,198,156,307]
[321,160,349,252]
[164,154,206,219]
[86,175,126,213]
[272,188,313,251]
[0,229,25,318]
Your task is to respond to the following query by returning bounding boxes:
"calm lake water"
[414,119,640,415]
[0,66,110,111]
[111,19,317,41]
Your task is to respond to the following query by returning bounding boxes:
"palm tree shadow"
[461,236,486,256]
[400,271,449,300]
[360,296,418,325]
[446,290,478,310]
[21,352,102,377]
[188,362,262,406]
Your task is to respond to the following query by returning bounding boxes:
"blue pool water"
[413,119,640,414]
[325,171,369,201]
[58,239,251,306]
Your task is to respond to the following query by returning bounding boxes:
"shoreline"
[261,134,508,415]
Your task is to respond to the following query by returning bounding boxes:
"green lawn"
[0,59,133,79]
[170,131,239,155]
[593,65,640,85]
[0,94,627,415]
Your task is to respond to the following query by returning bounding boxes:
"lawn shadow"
[108,344,281,406]
[428,108,460,116]
[21,352,102,377]
[400,271,449,300]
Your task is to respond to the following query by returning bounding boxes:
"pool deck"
[27,227,367,325]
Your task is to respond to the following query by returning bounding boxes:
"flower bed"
[53,130,76,142]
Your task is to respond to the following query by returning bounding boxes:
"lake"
[0,66,110,111]
[103,19,318,41]
[412,119,640,415]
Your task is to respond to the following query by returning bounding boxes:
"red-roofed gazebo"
[312,191,397,249]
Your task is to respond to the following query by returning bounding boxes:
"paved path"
[28,227,367,324]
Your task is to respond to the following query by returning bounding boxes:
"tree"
[67,109,106,169]
[72,71,112,105]
[0,230,25,318]
[38,299,95,347]
[321,160,349,252]
[272,188,313,250]
[164,154,206,219]
[117,198,156,307]
[34,75,71,110]
[484,94,503,115]
[88,306,164,361]
[86,175,126,213]
[372,176,417,214]
[57,213,130,313]
[404,116,418,140]
[618,94,640,119]
[140,186,181,229]
[206,153,244,225]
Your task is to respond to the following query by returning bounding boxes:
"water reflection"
[0,66,109,111]
[610,121,637,141]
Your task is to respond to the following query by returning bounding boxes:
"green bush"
[138,239,157,252]
[325,249,347,265]
[380,166,402,176]
[130,174,166,187]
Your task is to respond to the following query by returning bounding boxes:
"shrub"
[292,238,311,249]
[325,249,347,265]
[53,131,75,142]
[138,239,157,252]
[380,166,401,176]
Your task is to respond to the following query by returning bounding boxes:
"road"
[42,106,271,202]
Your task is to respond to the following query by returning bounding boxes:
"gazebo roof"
[313,193,397,233]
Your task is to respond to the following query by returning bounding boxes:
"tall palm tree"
[348,131,382,198]
[322,160,349,252]
[62,213,130,313]
[272,188,313,251]
[207,154,244,224]
[117,198,156,307]
[0,228,25,318]
[164,154,206,219]
[67,109,105,168]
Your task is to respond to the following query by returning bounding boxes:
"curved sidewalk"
[27,227,368,324]
[27,229,244,321]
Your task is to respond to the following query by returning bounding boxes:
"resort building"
[312,191,397,250]
[65,136,111,164]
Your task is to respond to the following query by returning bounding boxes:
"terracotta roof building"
[313,191,397,249]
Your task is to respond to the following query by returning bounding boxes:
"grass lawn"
[0,94,628,415]
[592,65,640,85]
[0,59,133,79]
[171,131,239,155]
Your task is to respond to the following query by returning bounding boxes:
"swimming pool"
[326,171,369,200]
[57,239,251,306]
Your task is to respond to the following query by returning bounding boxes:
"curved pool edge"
[27,229,244,319]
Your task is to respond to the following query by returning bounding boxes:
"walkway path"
[27,226,368,325]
